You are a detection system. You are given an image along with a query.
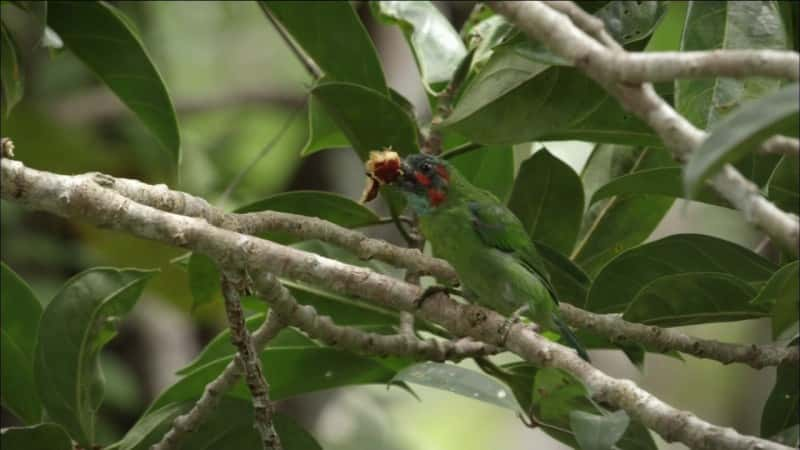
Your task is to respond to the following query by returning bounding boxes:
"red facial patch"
[435,164,449,182]
[427,188,446,206]
[415,171,432,187]
[373,158,401,183]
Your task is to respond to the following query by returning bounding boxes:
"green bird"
[390,153,589,361]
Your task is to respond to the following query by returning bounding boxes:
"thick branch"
[490,0,799,255]
[72,167,799,368]
[89,171,459,284]
[1,159,789,450]
[612,50,799,83]
[559,304,798,369]
[151,310,286,450]
[221,276,281,450]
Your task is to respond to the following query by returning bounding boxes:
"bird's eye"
[420,162,432,173]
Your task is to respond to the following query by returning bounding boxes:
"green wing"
[467,201,558,302]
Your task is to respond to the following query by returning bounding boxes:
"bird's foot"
[413,285,464,309]
[499,306,539,343]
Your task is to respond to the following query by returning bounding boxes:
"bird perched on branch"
[362,149,589,362]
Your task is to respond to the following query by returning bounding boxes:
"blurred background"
[0,2,778,449]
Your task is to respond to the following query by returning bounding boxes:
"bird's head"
[361,150,451,215]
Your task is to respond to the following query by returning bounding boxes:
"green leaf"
[509,149,585,255]
[392,362,520,411]
[0,423,72,450]
[48,2,179,164]
[0,262,42,424]
[372,1,467,93]
[590,167,729,208]
[623,272,766,327]
[441,2,667,146]
[262,1,386,92]
[14,1,48,45]
[767,155,800,215]
[178,319,316,377]
[535,242,591,305]
[465,15,516,73]
[1,21,24,119]
[676,1,788,131]
[594,1,667,45]
[441,57,658,146]
[585,234,776,313]
[188,253,221,311]
[113,399,321,450]
[236,190,381,244]
[33,267,157,447]
[570,410,630,450]
[761,339,799,441]
[533,368,594,428]
[573,145,677,276]
[450,145,514,202]
[683,83,799,198]
[148,346,399,415]
[753,262,799,339]
[311,81,419,160]
[301,92,350,157]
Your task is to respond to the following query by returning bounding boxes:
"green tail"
[553,313,591,362]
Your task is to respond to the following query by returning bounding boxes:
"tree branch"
[489,1,799,255]
[221,275,281,450]
[62,164,799,369]
[252,269,499,362]
[1,158,790,450]
[559,304,798,369]
[151,309,287,450]
[759,135,800,157]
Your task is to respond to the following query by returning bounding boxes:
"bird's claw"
[499,306,537,343]
[413,285,463,309]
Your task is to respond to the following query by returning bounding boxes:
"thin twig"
[759,135,800,157]
[260,5,322,79]
[151,310,286,450]
[221,275,281,450]
[219,104,304,202]
[559,304,798,369]
[253,270,499,362]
